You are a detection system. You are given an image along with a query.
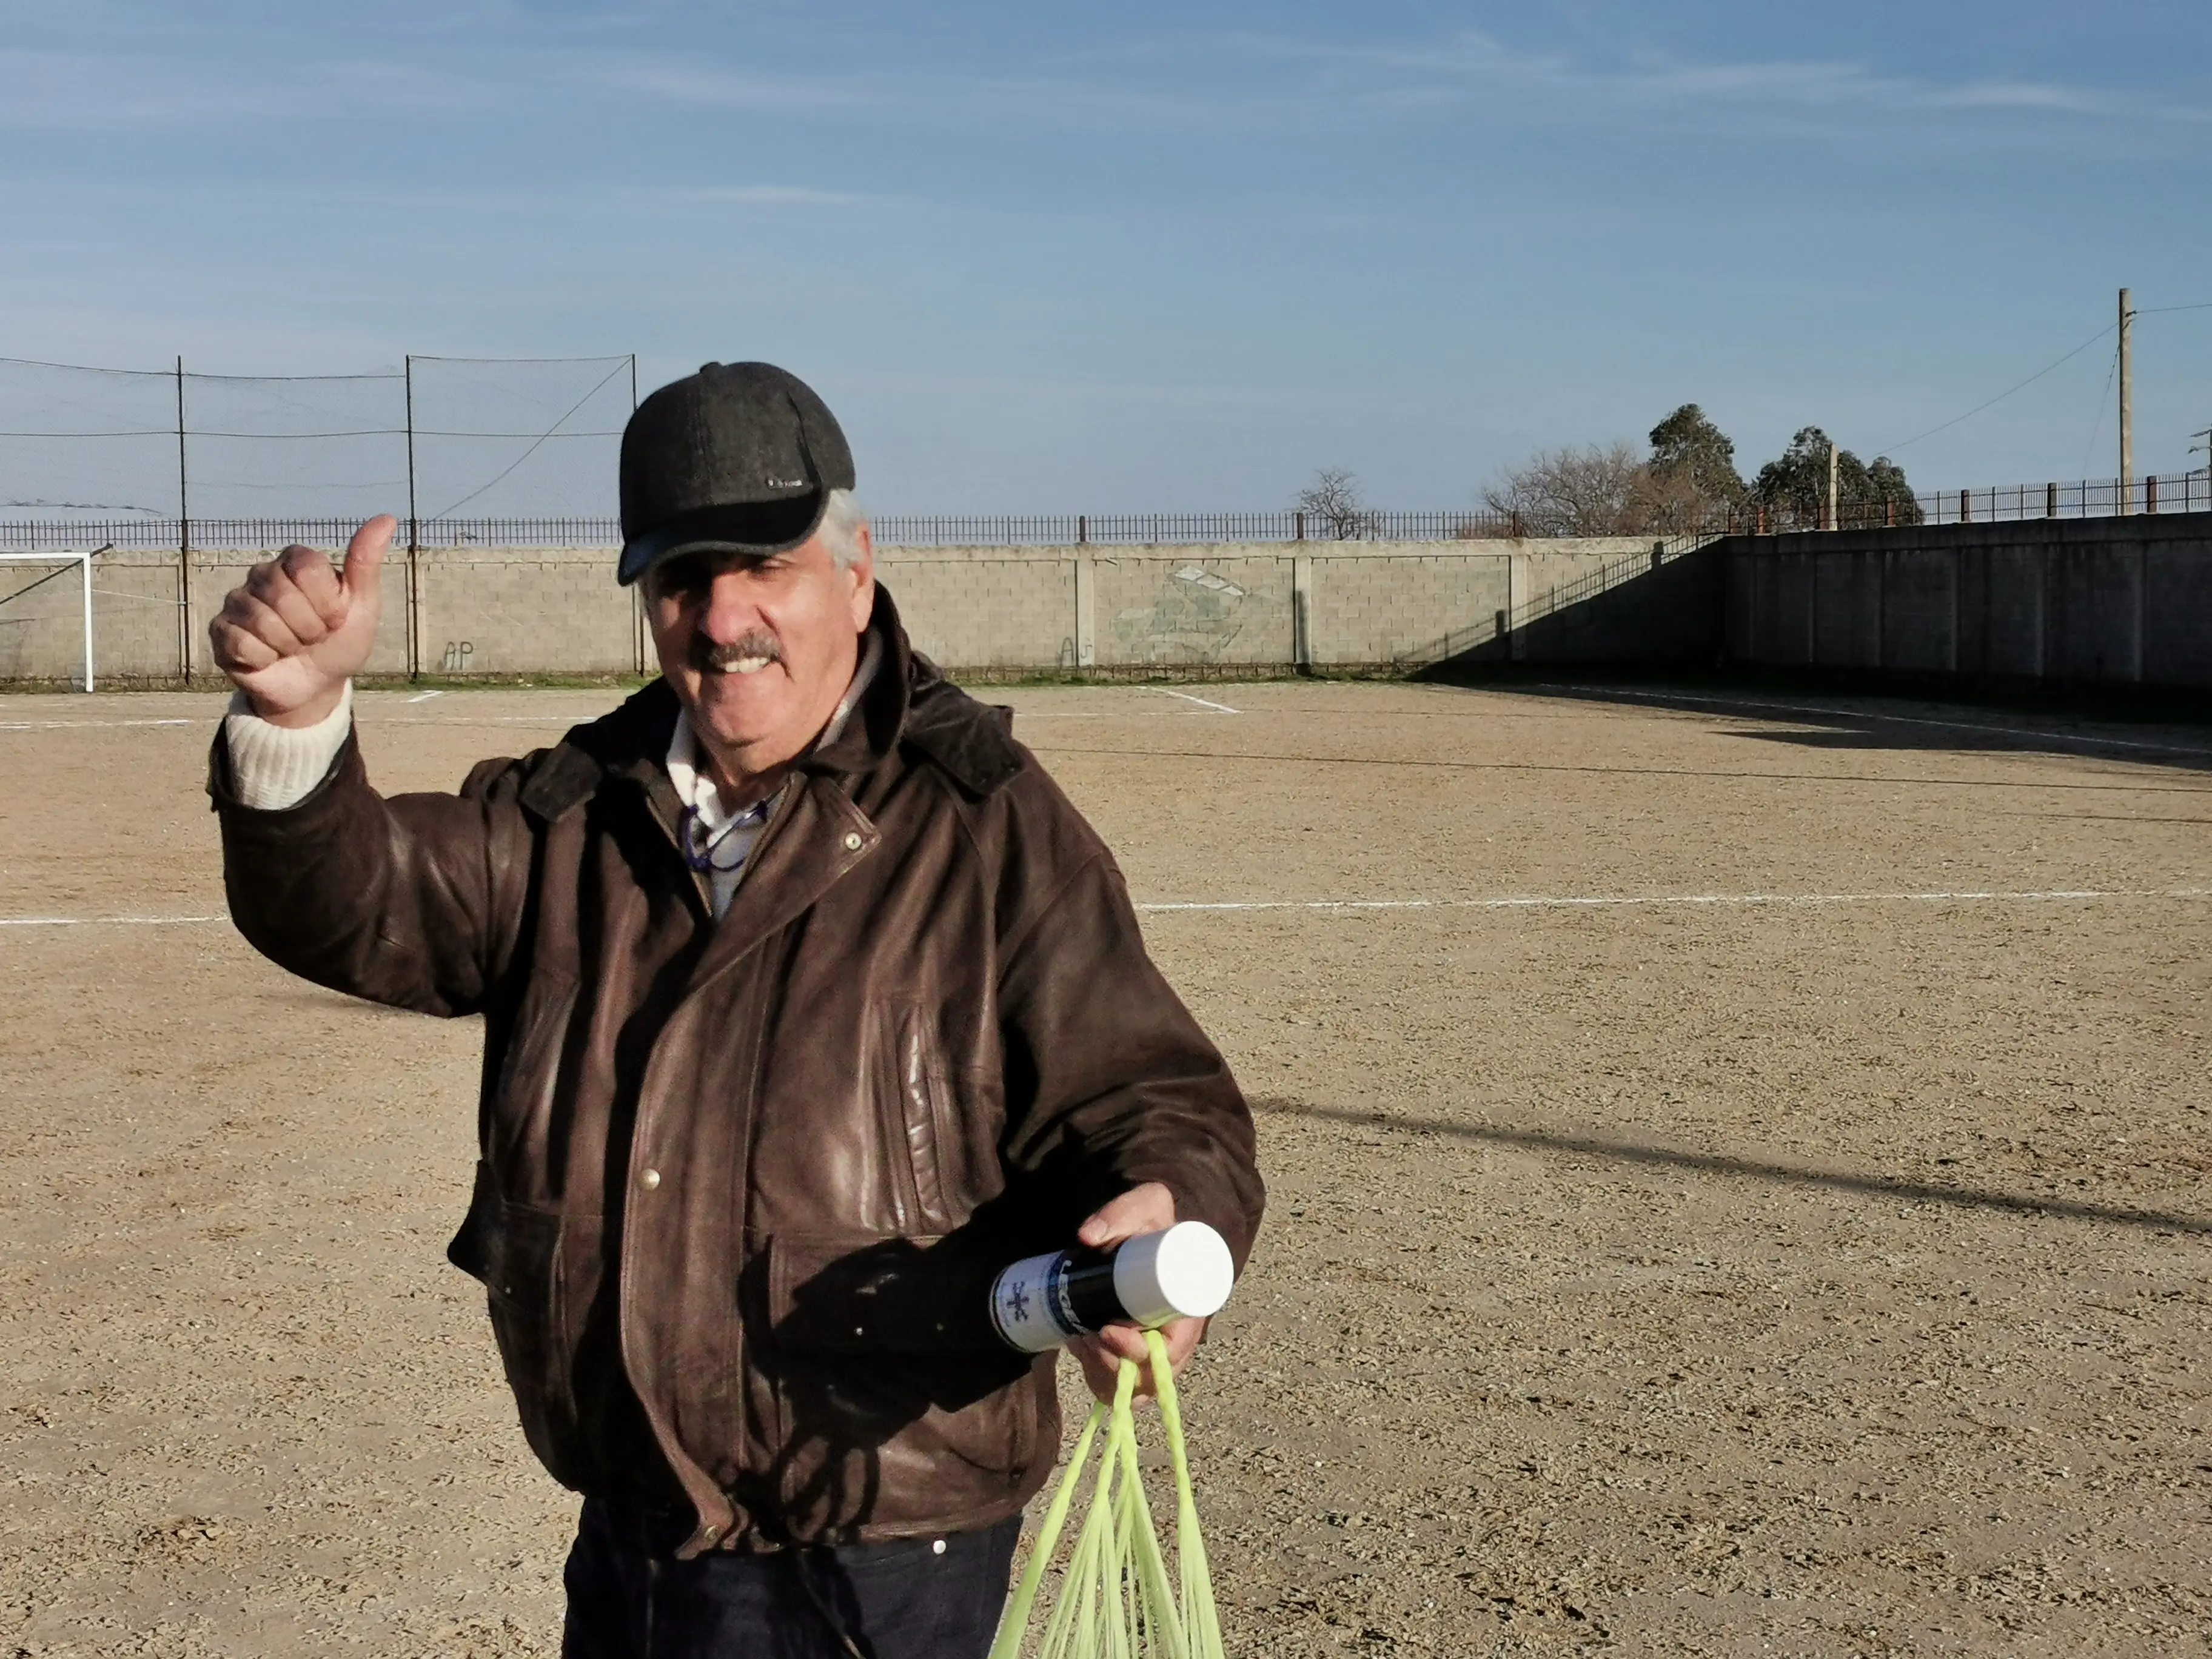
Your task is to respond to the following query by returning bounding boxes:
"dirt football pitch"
[2,677,2208,1657]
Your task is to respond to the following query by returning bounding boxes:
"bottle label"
[991,1250,1083,1352]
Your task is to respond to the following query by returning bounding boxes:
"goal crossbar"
[0,550,96,691]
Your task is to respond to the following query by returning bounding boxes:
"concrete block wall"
[1723,512,2212,689]
[878,556,1079,670]
[412,551,636,677]
[2,535,1703,685]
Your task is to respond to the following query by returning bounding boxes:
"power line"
[2082,342,2119,476]
[1879,323,2115,455]
[0,355,170,378]
[428,360,631,519]
[406,354,632,364]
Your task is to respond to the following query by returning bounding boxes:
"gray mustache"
[697,629,782,672]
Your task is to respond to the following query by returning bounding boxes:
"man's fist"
[1067,1181,1208,1404]
[210,515,394,727]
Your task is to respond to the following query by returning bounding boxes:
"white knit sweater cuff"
[223,683,355,811]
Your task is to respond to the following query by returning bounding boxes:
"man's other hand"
[1067,1181,1207,1403]
[210,515,394,727]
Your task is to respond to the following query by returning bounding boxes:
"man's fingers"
[340,516,394,600]
[248,559,333,647]
[1077,1181,1176,1248]
[209,617,280,675]
[279,544,349,633]
[1068,1315,1205,1403]
[220,586,306,662]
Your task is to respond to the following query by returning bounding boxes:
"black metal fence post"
[175,357,190,684]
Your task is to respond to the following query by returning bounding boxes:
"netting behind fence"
[7,350,2211,548]
[0,353,632,545]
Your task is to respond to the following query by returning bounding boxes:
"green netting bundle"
[988,1329,1225,1659]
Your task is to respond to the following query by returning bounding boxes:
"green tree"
[1644,404,1744,528]
[1751,427,1922,529]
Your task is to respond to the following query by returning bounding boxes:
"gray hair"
[821,488,870,569]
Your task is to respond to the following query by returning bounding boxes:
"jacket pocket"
[486,967,580,1176]
[760,1232,1037,1529]
[870,1003,969,1236]
[454,1179,592,1487]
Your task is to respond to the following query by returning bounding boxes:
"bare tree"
[1481,442,1651,536]
[1294,468,1380,540]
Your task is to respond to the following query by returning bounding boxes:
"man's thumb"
[340,515,397,602]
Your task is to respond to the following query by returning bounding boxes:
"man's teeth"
[733,656,772,674]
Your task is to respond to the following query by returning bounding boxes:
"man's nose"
[700,569,763,643]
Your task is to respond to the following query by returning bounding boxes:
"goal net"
[0,549,97,691]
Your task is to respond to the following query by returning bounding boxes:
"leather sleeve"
[209,728,535,1019]
[993,841,1265,1271]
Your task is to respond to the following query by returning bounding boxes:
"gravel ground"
[1,679,2207,1657]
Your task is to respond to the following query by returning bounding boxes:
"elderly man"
[206,363,1263,1658]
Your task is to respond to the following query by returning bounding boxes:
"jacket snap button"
[638,1167,662,1191]
[843,831,863,851]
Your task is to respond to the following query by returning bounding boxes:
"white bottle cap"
[1110,1221,1235,1327]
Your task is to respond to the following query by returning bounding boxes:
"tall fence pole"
[175,357,190,684]
[81,549,95,692]
[2118,287,2134,516]
[404,355,421,682]
[629,354,644,676]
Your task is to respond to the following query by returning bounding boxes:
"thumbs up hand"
[211,515,394,727]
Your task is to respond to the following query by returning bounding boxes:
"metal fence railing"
[2,475,2206,553]
[0,509,1522,551]
[0,517,630,551]
[1915,473,2212,525]
[868,510,1518,546]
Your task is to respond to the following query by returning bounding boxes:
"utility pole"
[1826,437,1840,531]
[2118,287,2134,515]
[404,355,421,682]
[175,357,191,684]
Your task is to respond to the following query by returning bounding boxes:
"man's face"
[643,525,875,779]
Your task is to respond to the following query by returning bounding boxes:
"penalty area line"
[1136,886,2212,913]
[1155,688,1241,714]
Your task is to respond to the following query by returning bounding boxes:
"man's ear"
[846,524,876,631]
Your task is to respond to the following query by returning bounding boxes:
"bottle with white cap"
[988,1220,1236,1354]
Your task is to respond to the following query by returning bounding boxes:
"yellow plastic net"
[987,1329,1225,1659]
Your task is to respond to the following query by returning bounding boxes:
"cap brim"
[617,494,828,585]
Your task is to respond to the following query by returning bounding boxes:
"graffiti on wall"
[1112,564,1260,663]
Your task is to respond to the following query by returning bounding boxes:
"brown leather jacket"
[211,589,1262,1553]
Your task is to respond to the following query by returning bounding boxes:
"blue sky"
[4,0,2211,518]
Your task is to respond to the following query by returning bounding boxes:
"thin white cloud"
[0,46,504,128]
[666,186,866,207]
[1264,30,2212,138]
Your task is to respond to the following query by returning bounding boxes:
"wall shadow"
[1252,1097,2211,1237]
[1481,680,2212,778]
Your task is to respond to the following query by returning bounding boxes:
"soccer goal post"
[0,549,97,691]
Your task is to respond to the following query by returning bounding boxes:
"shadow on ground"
[1253,1097,2212,1237]
[1461,677,2212,777]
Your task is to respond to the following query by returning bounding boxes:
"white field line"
[0,714,602,731]
[1137,886,2212,914]
[1529,684,2212,759]
[1156,688,1241,714]
[0,717,199,730]
[404,689,444,703]
[0,914,225,927]
[6,885,2207,932]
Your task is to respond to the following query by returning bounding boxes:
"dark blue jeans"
[560,1497,1023,1659]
